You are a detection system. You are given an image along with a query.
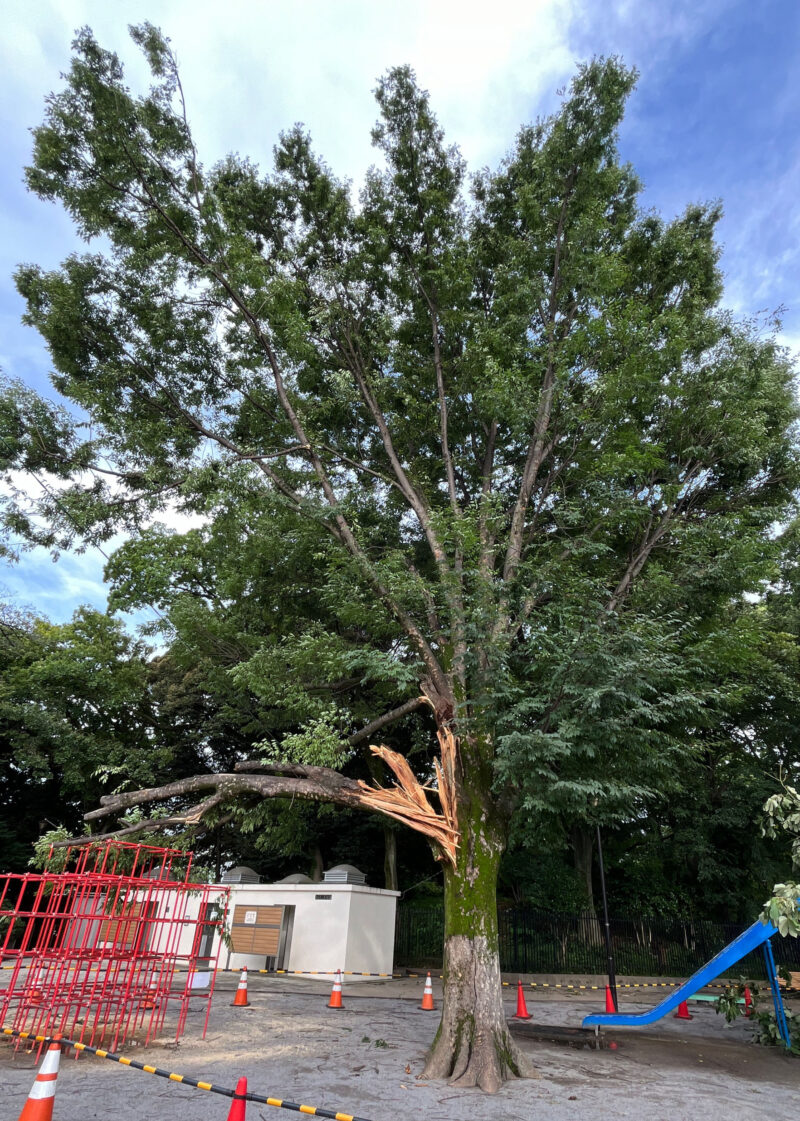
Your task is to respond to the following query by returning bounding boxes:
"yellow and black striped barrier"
[273,970,395,978]
[172,968,397,978]
[406,974,731,991]
[0,964,397,978]
[506,980,731,991]
[2,1027,373,1121]
[0,962,736,989]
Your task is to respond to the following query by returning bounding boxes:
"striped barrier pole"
[2,1029,373,1121]
[227,1076,248,1120]
[1,961,740,992]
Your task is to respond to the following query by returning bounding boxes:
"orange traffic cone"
[17,1036,61,1121]
[420,972,435,1011]
[327,969,343,1009]
[140,978,158,1009]
[226,1076,248,1120]
[744,986,753,1017]
[513,979,531,1020]
[604,985,617,1013]
[231,967,250,1008]
[674,1000,692,1020]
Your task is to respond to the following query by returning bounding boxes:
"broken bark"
[356,733,459,868]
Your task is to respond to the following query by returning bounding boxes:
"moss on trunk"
[421,761,533,1091]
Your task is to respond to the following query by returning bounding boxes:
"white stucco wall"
[344,887,398,976]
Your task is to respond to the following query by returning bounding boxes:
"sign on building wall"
[230,905,283,955]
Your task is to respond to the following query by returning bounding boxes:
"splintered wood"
[357,729,460,868]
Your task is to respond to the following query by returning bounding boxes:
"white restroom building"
[196,864,399,980]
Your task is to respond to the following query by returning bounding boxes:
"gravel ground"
[2,973,799,1121]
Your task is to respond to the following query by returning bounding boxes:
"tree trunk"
[571,825,603,947]
[383,826,398,892]
[214,829,222,883]
[309,844,324,883]
[422,773,533,1092]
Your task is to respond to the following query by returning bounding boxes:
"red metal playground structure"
[0,840,229,1050]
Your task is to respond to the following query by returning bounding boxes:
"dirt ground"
[2,973,799,1120]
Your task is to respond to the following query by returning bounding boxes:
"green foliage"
[255,706,350,769]
[760,883,800,938]
[29,827,73,871]
[763,781,800,874]
[714,977,753,1023]
[0,605,162,865]
[752,1008,800,1055]
[499,845,589,910]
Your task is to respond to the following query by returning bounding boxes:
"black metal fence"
[394,903,800,979]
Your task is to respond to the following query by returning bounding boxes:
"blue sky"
[1,0,799,629]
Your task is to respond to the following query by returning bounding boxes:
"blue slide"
[582,917,781,1030]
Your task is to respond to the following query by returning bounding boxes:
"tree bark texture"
[310,844,324,883]
[422,765,531,1092]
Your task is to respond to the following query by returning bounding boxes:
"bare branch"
[347,696,428,746]
[604,467,702,613]
[336,325,454,580]
[501,176,577,592]
[84,770,368,823]
[478,419,498,574]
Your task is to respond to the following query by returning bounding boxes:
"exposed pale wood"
[355,733,460,868]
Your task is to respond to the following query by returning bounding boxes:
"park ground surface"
[2,972,799,1121]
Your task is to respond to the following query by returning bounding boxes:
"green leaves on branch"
[763,782,800,873]
[255,705,351,770]
[760,883,800,938]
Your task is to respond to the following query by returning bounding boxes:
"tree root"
[422,1015,534,1093]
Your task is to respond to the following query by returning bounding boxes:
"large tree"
[4,26,798,1088]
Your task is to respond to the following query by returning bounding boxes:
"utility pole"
[596,824,618,1011]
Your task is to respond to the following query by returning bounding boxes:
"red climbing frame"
[0,840,228,1051]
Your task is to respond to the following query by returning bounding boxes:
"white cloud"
[4,0,579,181]
[193,0,575,169]
[2,546,107,619]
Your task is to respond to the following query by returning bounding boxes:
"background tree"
[0,605,155,866]
[4,27,798,1089]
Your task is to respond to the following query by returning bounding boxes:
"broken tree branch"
[82,733,461,867]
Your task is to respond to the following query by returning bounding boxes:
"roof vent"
[276,873,314,884]
[323,863,366,885]
[221,865,261,884]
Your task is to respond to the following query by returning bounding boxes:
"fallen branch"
[78,735,461,866]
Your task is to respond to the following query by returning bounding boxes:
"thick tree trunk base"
[421,934,536,1093]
